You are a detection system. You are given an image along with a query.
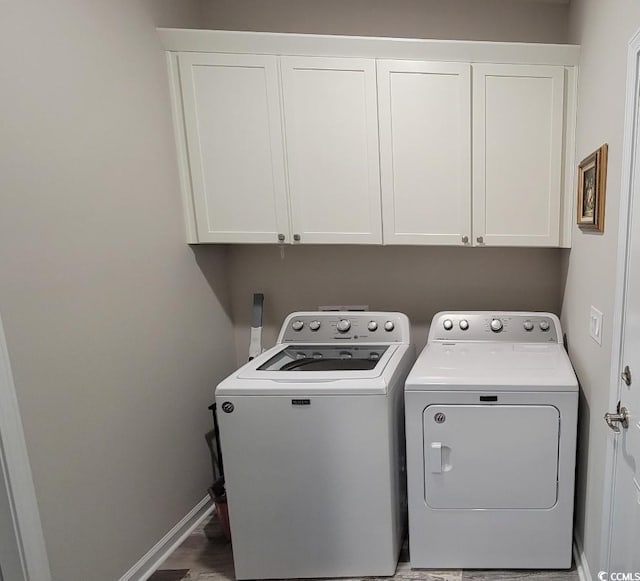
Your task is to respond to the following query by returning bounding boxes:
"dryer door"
[423,404,559,509]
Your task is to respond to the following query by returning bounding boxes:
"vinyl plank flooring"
[187,574,236,581]
[148,570,190,581]
[159,515,234,579]
[461,569,579,581]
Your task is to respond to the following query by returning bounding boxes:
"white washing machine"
[216,311,415,580]
[405,311,578,570]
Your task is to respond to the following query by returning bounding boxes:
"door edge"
[599,25,640,574]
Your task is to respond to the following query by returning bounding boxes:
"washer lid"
[406,342,578,391]
[216,343,407,395]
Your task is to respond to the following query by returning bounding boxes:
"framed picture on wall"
[577,143,608,232]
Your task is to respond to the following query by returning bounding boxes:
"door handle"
[604,401,629,433]
[429,442,442,473]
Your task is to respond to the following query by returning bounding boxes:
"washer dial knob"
[384,321,395,332]
[443,319,453,330]
[292,320,304,331]
[539,321,550,332]
[459,319,469,330]
[523,320,534,331]
[336,319,351,333]
[368,321,378,332]
[490,318,503,332]
[309,320,321,331]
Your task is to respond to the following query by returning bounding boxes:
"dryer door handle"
[429,442,443,473]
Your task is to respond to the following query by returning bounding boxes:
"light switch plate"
[590,306,603,345]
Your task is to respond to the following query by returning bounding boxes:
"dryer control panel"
[279,311,410,344]
[429,312,560,343]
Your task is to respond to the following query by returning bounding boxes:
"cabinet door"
[377,61,471,245]
[178,53,290,243]
[280,57,382,244]
[473,64,564,247]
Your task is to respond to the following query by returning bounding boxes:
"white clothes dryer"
[405,312,578,570]
[216,311,415,580]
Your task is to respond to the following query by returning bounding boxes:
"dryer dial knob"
[292,320,304,331]
[539,321,550,331]
[490,318,503,332]
[368,321,378,332]
[384,321,395,332]
[309,320,321,331]
[459,319,469,330]
[523,320,534,331]
[443,319,453,330]
[336,319,351,333]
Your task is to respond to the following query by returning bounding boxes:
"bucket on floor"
[215,496,232,542]
[209,477,232,542]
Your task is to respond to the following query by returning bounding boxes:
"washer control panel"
[430,312,560,343]
[279,312,410,344]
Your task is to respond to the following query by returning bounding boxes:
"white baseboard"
[119,495,215,581]
[574,539,593,581]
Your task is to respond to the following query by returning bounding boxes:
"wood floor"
[150,511,580,581]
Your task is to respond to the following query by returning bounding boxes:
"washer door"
[423,404,559,509]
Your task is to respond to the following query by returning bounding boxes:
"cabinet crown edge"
[157,28,579,66]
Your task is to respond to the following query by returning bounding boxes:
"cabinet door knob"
[293,234,301,242]
[277,233,285,242]
[476,236,484,244]
[462,235,469,244]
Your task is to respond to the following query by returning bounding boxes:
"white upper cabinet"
[377,61,471,245]
[163,31,578,247]
[472,64,565,247]
[178,53,290,243]
[280,57,382,244]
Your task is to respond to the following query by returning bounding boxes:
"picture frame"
[577,143,608,232]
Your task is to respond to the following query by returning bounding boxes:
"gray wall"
[202,0,569,43]
[228,246,565,362]
[563,0,640,573]
[0,1,236,580]
[142,0,204,28]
